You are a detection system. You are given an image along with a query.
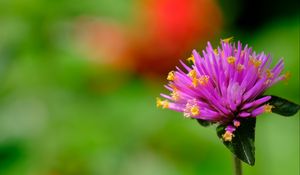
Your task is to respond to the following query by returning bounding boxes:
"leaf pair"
[198,95,299,166]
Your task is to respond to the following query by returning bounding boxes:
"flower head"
[157,40,286,141]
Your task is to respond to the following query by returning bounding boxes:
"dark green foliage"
[267,95,300,116]
[196,119,213,127]
[216,118,256,166]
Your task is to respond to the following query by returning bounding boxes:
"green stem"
[233,156,242,175]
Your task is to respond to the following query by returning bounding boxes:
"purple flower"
[157,39,289,141]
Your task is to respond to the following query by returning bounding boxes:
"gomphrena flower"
[157,39,289,142]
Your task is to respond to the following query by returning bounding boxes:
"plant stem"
[233,156,242,175]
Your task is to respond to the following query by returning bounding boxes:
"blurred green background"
[0,0,299,175]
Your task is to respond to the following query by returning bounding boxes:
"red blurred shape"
[76,0,222,77]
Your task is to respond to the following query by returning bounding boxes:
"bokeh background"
[0,0,299,175]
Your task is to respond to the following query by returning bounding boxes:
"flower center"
[190,105,200,116]
[184,100,200,118]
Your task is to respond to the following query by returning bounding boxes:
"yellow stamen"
[167,71,175,81]
[222,131,234,142]
[199,75,209,85]
[227,56,236,64]
[188,69,197,78]
[249,57,262,68]
[171,90,180,101]
[222,36,234,43]
[156,98,169,109]
[264,104,273,113]
[190,105,200,116]
[237,64,245,71]
[187,55,195,63]
[266,69,274,78]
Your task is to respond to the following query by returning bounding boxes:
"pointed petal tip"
[192,49,198,55]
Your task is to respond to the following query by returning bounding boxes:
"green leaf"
[196,119,213,127]
[266,96,300,116]
[216,118,256,166]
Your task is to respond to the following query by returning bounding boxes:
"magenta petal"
[158,40,285,123]
[239,112,251,117]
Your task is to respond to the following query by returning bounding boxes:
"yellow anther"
[222,36,234,43]
[284,72,291,81]
[249,57,262,68]
[222,131,234,142]
[188,69,197,78]
[227,56,236,64]
[237,64,245,71]
[199,75,209,86]
[192,78,199,87]
[171,90,180,101]
[187,55,195,63]
[264,104,273,113]
[266,69,274,78]
[156,98,169,109]
[167,71,175,81]
[156,98,163,107]
[214,49,218,55]
[254,61,262,67]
